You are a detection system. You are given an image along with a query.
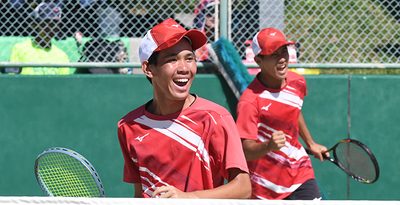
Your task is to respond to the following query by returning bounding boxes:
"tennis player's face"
[257,46,289,81]
[151,39,197,102]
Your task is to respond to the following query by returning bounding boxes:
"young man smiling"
[236,27,328,200]
[117,18,251,199]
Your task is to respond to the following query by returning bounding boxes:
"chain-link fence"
[0,0,399,68]
[230,0,400,64]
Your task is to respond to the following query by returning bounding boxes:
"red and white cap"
[251,27,295,56]
[139,18,207,63]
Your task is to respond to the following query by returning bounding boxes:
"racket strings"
[37,153,101,197]
[335,142,377,182]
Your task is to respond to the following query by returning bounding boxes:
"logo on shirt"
[135,133,149,142]
[261,103,272,111]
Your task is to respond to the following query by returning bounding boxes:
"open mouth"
[277,64,287,71]
[173,78,189,87]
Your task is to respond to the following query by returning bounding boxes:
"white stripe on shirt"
[251,173,302,194]
[257,122,309,164]
[259,89,303,109]
[139,166,170,196]
[258,123,293,139]
[135,115,210,168]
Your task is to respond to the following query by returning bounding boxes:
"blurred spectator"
[231,0,259,59]
[9,0,25,8]
[243,39,255,64]
[121,3,172,38]
[58,1,123,39]
[58,0,121,39]
[193,0,217,62]
[59,0,104,39]
[97,3,122,37]
[78,0,97,8]
[193,0,216,41]
[75,33,130,74]
[4,2,73,74]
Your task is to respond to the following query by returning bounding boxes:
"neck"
[258,73,286,89]
[149,94,195,116]
[33,37,52,49]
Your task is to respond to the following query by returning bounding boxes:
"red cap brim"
[155,29,207,52]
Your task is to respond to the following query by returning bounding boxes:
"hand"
[74,31,83,44]
[308,143,329,161]
[266,131,286,151]
[152,185,196,198]
[118,68,129,74]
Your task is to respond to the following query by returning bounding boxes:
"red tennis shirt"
[118,96,248,197]
[236,71,315,199]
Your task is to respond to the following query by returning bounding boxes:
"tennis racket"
[34,147,105,197]
[306,139,379,184]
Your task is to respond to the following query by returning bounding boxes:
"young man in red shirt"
[236,27,328,200]
[118,18,251,199]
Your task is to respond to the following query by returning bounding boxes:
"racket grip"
[305,147,330,160]
[305,148,312,155]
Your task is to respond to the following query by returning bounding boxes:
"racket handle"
[305,148,312,155]
[305,148,330,160]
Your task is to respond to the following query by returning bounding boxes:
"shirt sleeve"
[211,112,249,178]
[236,99,259,140]
[117,124,141,183]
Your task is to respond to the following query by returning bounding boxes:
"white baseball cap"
[139,18,207,63]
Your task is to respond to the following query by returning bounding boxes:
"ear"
[254,55,262,65]
[142,61,153,79]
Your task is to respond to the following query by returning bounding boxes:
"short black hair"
[147,52,159,66]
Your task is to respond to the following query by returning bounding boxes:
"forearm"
[298,112,328,160]
[190,172,251,199]
[298,112,316,147]
[134,183,143,198]
[242,139,271,161]
[153,171,251,199]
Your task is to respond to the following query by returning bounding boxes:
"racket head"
[331,139,380,184]
[34,147,105,197]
